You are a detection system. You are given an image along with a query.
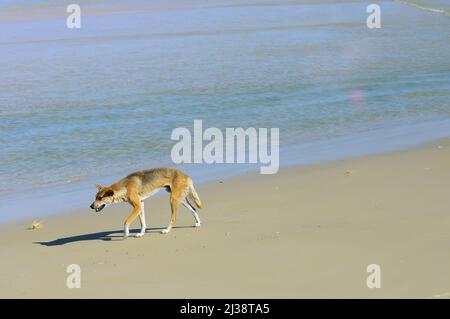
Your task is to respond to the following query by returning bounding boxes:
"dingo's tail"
[188,181,203,209]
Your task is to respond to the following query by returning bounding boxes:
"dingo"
[90,168,203,238]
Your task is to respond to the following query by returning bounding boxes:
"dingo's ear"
[96,184,103,190]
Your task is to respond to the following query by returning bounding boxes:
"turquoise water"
[0,0,449,221]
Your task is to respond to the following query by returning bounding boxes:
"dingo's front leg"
[124,224,130,238]
[124,192,142,239]
[135,202,147,238]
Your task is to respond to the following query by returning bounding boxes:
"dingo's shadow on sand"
[34,226,195,246]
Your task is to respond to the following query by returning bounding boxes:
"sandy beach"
[1,0,449,302]
[1,139,450,298]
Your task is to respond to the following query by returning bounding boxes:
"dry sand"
[1,139,450,298]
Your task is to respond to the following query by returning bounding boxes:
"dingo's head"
[90,184,114,213]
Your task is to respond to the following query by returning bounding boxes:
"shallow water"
[0,0,449,221]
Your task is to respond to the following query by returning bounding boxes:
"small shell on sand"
[29,221,43,230]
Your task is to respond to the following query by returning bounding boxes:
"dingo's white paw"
[161,228,170,234]
[123,225,130,239]
[195,222,201,227]
[135,232,144,238]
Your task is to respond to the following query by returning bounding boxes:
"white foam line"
[394,0,450,17]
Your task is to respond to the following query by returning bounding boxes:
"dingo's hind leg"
[161,181,187,234]
[161,196,180,234]
[182,198,201,227]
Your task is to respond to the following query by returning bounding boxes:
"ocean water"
[0,0,449,221]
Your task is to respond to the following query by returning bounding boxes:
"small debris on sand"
[29,221,43,230]
[345,170,354,175]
